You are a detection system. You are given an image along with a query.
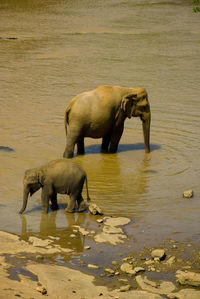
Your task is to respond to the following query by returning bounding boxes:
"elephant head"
[121,87,151,153]
[19,169,42,214]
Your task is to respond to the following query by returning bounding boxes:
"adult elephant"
[63,85,151,158]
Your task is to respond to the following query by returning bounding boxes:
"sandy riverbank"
[1,229,200,299]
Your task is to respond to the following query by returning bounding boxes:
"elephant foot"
[78,201,88,213]
[65,207,75,213]
[51,204,59,211]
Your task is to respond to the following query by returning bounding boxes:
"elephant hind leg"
[63,127,82,158]
[65,194,77,213]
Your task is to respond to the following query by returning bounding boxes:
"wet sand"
[1,228,200,299]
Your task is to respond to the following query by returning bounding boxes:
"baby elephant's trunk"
[19,187,29,214]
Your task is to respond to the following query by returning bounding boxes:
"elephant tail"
[85,176,91,202]
[64,99,76,134]
[64,106,70,135]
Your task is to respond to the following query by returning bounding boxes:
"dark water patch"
[0,146,14,152]
[4,255,38,282]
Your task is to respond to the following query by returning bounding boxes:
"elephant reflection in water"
[20,212,88,253]
[76,153,150,206]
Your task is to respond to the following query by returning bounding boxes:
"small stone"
[96,218,104,223]
[165,256,176,265]
[151,249,166,261]
[133,267,145,274]
[87,264,100,270]
[120,285,131,292]
[84,246,91,250]
[183,189,193,198]
[70,234,76,238]
[120,263,135,275]
[118,278,129,283]
[36,286,47,295]
[105,268,115,275]
[36,255,44,261]
[112,260,118,266]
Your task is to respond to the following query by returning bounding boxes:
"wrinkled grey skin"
[19,159,90,214]
[63,85,151,158]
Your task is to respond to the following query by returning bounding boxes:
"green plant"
[193,0,200,12]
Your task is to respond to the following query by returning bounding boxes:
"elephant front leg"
[41,186,51,214]
[101,132,112,153]
[109,124,124,153]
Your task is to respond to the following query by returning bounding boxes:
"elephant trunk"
[19,186,29,214]
[142,112,151,153]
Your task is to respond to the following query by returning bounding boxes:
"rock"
[84,246,91,250]
[183,190,193,198]
[136,275,176,295]
[87,264,100,270]
[70,234,76,238]
[120,285,131,292]
[103,225,123,234]
[175,270,200,286]
[118,278,129,283]
[94,232,127,245]
[29,237,53,247]
[120,263,135,275]
[172,288,200,299]
[104,268,115,275]
[151,249,166,261]
[103,216,131,227]
[89,204,103,215]
[133,267,145,274]
[36,255,44,261]
[36,286,47,295]
[78,227,89,236]
[165,256,176,266]
[112,260,118,266]
[96,218,104,223]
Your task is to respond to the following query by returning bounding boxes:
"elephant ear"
[38,170,45,186]
[121,94,137,119]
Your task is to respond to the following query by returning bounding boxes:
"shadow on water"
[0,146,14,152]
[84,143,161,155]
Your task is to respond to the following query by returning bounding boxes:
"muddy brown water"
[0,0,200,270]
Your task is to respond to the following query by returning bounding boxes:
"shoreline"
[1,217,200,299]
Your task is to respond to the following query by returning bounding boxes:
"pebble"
[84,246,91,250]
[36,286,47,295]
[104,268,115,275]
[120,285,131,292]
[183,189,193,198]
[87,264,100,270]
[151,249,166,260]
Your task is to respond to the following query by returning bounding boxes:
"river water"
[1,0,200,259]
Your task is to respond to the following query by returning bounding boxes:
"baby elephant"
[19,159,90,214]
